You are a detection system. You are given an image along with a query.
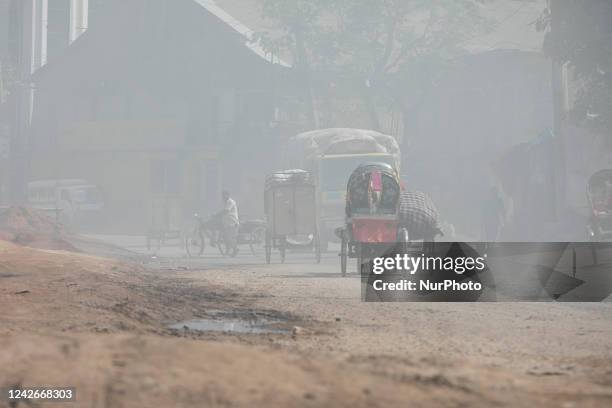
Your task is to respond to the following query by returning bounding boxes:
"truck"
[26,179,104,226]
[285,128,401,250]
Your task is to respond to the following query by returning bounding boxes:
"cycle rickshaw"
[264,169,321,264]
[587,169,612,241]
[337,163,407,276]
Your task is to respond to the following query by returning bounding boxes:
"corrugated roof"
[461,0,546,54]
[192,0,291,67]
[214,0,546,58]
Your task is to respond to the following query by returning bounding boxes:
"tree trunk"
[362,82,381,131]
[294,28,319,129]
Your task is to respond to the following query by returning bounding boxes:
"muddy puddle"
[168,310,290,334]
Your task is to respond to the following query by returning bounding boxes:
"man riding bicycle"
[213,190,240,256]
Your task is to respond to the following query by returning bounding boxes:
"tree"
[538,0,612,134]
[254,0,492,140]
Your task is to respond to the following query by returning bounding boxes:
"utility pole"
[7,0,44,205]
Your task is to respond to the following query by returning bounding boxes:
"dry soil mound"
[0,206,78,251]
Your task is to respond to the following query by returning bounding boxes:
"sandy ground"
[2,238,612,407]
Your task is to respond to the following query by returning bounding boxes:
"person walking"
[482,186,505,242]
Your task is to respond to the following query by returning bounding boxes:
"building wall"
[0,0,10,58]
[29,0,282,232]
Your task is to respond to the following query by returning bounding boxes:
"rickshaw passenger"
[380,175,399,213]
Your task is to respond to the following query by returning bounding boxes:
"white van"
[27,179,104,224]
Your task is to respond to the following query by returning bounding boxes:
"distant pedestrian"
[482,186,505,241]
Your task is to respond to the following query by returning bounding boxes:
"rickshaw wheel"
[265,232,272,264]
[357,245,368,276]
[250,226,266,256]
[354,243,361,275]
[340,238,347,277]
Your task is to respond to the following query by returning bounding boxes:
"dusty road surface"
[2,236,612,408]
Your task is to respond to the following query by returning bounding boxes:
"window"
[60,189,72,203]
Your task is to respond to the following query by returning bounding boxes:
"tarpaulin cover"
[286,128,400,168]
[399,191,440,240]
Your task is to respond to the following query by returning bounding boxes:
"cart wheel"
[265,231,272,264]
[250,226,266,256]
[185,226,205,257]
[280,237,286,264]
[340,237,347,277]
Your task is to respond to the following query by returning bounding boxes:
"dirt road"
[2,237,612,407]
